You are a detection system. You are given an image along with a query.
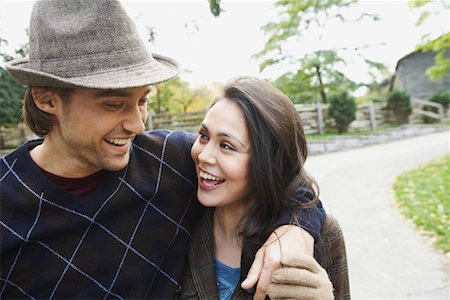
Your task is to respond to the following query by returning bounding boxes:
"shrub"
[387,89,411,125]
[0,67,25,127]
[328,91,356,133]
[429,90,450,112]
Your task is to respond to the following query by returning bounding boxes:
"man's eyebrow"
[93,88,151,98]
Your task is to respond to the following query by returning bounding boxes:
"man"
[0,0,329,299]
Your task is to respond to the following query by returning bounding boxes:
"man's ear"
[31,87,58,114]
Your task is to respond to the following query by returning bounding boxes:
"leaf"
[416,11,430,26]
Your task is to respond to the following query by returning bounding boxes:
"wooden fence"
[148,99,445,135]
[410,97,445,123]
[148,101,395,135]
[0,125,31,149]
[293,102,387,135]
[1,99,446,150]
[148,110,206,132]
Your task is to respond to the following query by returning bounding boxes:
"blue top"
[214,259,241,300]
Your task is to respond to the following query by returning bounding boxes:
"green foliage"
[254,0,358,64]
[429,90,450,111]
[273,50,357,104]
[1,37,29,63]
[273,72,320,104]
[0,38,28,127]
[387,89,412,124]
[393,155,450,253]
[328,91,356,133]
[409,0,450,80]
[150,77,210,113]
[0,67,25,127]
[146,26,157,44]
[208,0,222,17]
[254,0,382,105]
[418,33,450,80]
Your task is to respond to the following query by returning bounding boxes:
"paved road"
[305,131,449,299]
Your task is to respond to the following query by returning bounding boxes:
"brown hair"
[23,87,73,136]
[215,76,319,276]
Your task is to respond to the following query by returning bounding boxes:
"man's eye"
[139,98,148,106]
[104,103,122,110]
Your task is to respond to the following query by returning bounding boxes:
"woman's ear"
[31,87,58,114]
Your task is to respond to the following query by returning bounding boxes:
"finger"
[280,253,322,274]
[241,248,265,290]
[253,244,282,300]
[272,268,321,288]
[252,261,272,300]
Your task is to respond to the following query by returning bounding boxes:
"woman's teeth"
[199,171,224,182]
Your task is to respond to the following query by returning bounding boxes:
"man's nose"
[122,106,146,135]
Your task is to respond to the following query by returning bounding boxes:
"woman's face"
[191,98,253,210]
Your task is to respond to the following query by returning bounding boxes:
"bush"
[0,67,25,127]
[387,89,411,125]
[429,90,450,112]
[328,91,356,133]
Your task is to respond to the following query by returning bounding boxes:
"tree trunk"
[315,65,328,104]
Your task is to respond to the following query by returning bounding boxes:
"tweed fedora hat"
[6,0,180,89]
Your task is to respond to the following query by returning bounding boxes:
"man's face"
[51,86,150,176]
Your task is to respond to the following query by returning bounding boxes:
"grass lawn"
[393,155,450,253]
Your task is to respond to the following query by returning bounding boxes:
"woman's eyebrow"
[218,132,246,149]
[202,123,248,150]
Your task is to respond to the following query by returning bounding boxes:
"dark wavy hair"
[215,76,319,277]
[23,87,73,136]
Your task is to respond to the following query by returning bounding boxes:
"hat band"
[27,46,153,78]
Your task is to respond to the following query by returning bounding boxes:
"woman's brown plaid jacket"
[181,210,350,299]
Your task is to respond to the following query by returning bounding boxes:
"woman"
[181,77,347,299]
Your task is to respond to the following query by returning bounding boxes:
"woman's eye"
[198,131,208,141]
[221,143,235,151]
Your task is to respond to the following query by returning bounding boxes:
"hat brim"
[5,54,181,89]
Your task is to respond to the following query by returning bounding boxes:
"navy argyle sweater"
[1,130,324,299]
[1,130,201,299]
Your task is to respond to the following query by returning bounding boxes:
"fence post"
[367,101,377,130]
[316,102,324,135]
[147,109,155,130]
[437,105,444,122]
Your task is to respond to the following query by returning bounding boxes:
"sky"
[1,0,449,88]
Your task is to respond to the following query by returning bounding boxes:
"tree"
[254,0,383,104]
[409,0,450,80]
[273,50,357,104]
[417,33,450,80]
[0,38,27,127]
[0,67,25,127]
[274,71,319,104]
[150,77,210,113]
